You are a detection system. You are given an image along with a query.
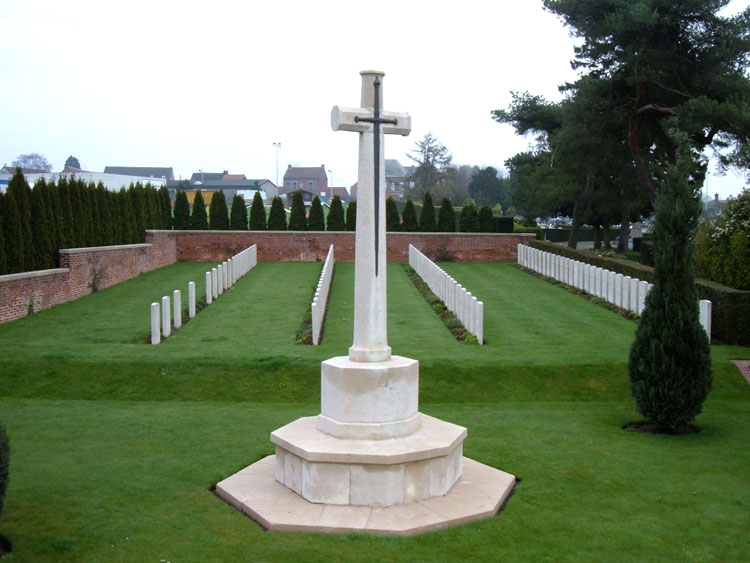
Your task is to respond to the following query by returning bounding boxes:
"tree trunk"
[603,223,612,249]
[618,206,630,251]
[593,224,602,250]
[568,173,594,249]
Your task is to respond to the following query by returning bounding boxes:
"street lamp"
[273,142,281,187]
[327,169,333,188]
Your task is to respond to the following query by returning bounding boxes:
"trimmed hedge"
[530,240,750,345]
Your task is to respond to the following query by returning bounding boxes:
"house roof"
[1,165,48,175]
[283,165,328,181]
[328,187,350,199]
[223,174,246,181]
[104,166,174,181]
[189,171,227,183]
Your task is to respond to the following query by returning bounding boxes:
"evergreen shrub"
[326,196,345,231]
[401,199,419,232]
[249,191,267,230]
[0,423,8,517]
[288,191,307,231]
[308,196,325,231]
[628,143,711,430]
[268,197,287,230]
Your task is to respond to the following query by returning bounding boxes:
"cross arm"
[331,106,412,136]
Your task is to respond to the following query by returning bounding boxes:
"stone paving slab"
[732,360,750,384]
[216,455,515,536]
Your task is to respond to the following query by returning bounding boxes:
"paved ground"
[731,360,750,384]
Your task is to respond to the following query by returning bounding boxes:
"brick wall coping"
[148,230,537,238]
[60,243,152,254]
[0,268,70,282]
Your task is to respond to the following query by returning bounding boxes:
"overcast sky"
[2,0,748,199]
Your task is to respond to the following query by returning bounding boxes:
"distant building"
[703,193,729,217]
[184,171,278,202]
[0,166,168,193]
[104,166,174,182]
[282,165,328,196]
[349,160,413,201]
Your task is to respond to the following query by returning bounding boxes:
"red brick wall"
[157,230,534,263]
[0,242,176,324]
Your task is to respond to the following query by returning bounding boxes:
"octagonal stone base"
[216,455,516,536]
[271,414,465,506]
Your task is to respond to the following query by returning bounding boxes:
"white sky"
[2,0,748,198]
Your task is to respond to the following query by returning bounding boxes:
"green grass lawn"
[0,260,748,562]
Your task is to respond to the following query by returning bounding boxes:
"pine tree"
[420,192,436,232]
[190,190,208,230]
[0,423,9,519]
[209,190,230,230]
[128,183,146,241]
[268,196,287,230]
[478,206,494,232]
[401,199,419,232]
[7,168,33,270]
[345,201,357,231]
[158,186,172,229]
[326,195,345,231]
[459,201,479,232]
[288,191,307,231]
[42,180,63,261]
[437,198,456,232]
[230,194,248,230]
[173,190,191,230]
[628,137,712,431]
[31,179,54,269]
[308,196,325,231]
[249,191,267,230]
[386,197,400,231]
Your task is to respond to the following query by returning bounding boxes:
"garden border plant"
[402,263,478,344]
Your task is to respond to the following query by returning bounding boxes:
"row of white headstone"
[517,244,712,339]
[150,244,258,345]
[311,245,335,345]
[409,244,484,345]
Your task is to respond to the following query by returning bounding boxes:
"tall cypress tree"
[437,198,456,232]
[401,199,419,232]
[478,206,493,232]
[268,196,287,230]
[0,192,8,274]
[308,196,325,231]
[209,190,230,230]
[288,191,307,231]
[31,179,54,269]
[57,177,74,249]
[249,191,267,230]
[327,195,345,231]
[628,137,712,431]
[128,183,146,241]
[158,186,172,229]
[385,197,400,231]
[173,190,190,230]
[190,190,208,230]
[459,202,479,232]
[230,194,248,230]
[7,168,33,270]
[42,179,63,261]
[420,192,436,232]
[345,200,357,231]
[2,189,24,273]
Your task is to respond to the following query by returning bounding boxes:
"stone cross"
[332,70,411,362]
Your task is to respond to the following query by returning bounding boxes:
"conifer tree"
[385,197,400,231]
[57,177,74,249]
[95,184,111,246]
[0,422,8,519]
[190,190,208,230]
[128,183,146,241]
[268,196,287,230]
[437,198,456,232]
[345,201,357,231]
[41,180,63,260]
[628,137,712,431]
[459,201,479,232]
[2,190,24,273]
[308,196,325,231]
[158,186,172,229]
[249,191,267,230]
[326,195,345,231]
[401,199,419,232]
[230,194,248,230]
[478,206,493,232]
[31,180,54,269]
[288,191,307,231]
[0,193,7,273]
[173,190,191,230]
[7,169,33,270]
[209,190,230,230]
[420,192,436,232]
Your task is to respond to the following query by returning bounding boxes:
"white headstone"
[150,302,160,345]
[173,289,182,330]
[161,296,171,338]
[188,281,196,318]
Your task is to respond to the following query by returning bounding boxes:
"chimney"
[715,193,719,203]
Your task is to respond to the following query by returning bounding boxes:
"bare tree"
[11,153,52,172]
